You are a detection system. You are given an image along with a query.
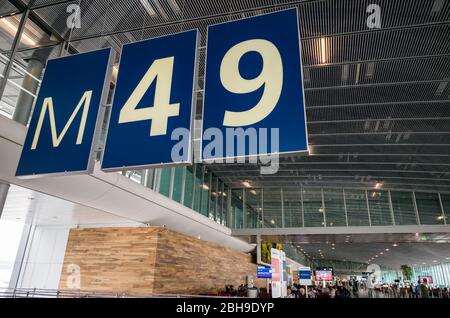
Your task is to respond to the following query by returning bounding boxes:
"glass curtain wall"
[391,191,417,225]
[283,188,302,227]
[0,10,60,120]
[220,187,447,229]
[412,263,450,287]
[121,164,230,225]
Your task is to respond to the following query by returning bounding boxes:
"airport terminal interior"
[0,0,450,299]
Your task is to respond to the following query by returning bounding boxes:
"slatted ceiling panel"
[0,2,19,16]
[30,0,450,38]
[309,133,450,147]
[308,120,450,135]
[302,25,450,66]
[307,102,450,121]
[298,0,450,37]
[305,82,449,107]
[304,57,450,89]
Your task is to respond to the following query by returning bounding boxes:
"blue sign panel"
[16,48,113,177]
[298,269,312,280]
[102,30,198,171]
[257,267,272,279]
[201,9,308,161]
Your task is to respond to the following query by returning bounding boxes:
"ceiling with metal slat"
[2,0,450,193]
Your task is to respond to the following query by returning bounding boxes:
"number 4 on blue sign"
[101,30,199,171]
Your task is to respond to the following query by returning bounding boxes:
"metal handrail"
[0,288,238,298]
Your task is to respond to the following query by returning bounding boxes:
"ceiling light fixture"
[320,37,327,64]
[374,182,383,189]
[0,18,37,46]
[242,181,251,188]
[139,0,157,16]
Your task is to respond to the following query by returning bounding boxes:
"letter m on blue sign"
[16,48,113,178]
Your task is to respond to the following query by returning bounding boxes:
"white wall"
[17,225,70,289]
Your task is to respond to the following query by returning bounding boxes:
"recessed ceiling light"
[433,260,438,263]
[379,252,384,255]
[242,181,251,188]
[393,243,398,247]
[385,248,390,251]
[374,182,383,189]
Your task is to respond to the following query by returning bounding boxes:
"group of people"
[287,282,355,298]
[219,278,450,298]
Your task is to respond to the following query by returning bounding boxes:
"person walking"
[420,279,430,298]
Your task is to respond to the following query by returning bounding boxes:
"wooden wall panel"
[154,229,264,294]
[59,227,262,295]
[59,227,159,293]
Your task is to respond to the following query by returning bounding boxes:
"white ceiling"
[1,184,142,227]
[298,241,450,269]
[237,233,450,269]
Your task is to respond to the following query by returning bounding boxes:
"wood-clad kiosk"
[59,226,263,295]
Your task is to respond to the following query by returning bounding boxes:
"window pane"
[283,188,302,227]
[172,167,184,203]
[200,168,210,217]
[391,191,417,225]
[415,192,445,225]
[323,189,346,227]
[216,181,223,224]
[231,189,243,229]
[263,188,282,228]
[222,185,229,226]
[183,166,194,209]
[158,168,171,197]
[245,188,261,228]
[440,193,450,224]
[193,164,202,212]
[345,189,369,226]
[303,189,324,227]
[368,190,392,226]
[209,175,217,220]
